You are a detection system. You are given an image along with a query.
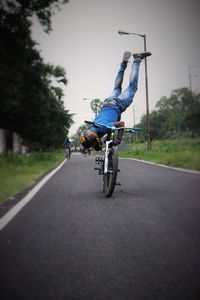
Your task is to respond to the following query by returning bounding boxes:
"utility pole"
[188,65,197,92]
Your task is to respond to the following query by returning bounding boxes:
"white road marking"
[1,156,199,231]
[122,157,200,174]
[0,159,66,231]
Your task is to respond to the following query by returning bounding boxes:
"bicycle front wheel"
[103,148,118,198]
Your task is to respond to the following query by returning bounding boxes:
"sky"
[31,0,200,136]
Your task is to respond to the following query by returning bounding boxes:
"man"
[63,137,71,157]
[80,51,152,151]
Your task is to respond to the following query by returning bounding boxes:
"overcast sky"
[32,0,200,136]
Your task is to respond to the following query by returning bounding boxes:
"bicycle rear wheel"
[103,148,118,197]
[65,148,70,159]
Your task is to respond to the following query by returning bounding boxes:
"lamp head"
[118,30,129,35]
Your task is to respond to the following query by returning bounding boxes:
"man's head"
[80,130,101,151]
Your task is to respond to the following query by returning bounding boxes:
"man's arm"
[113,120,125,144]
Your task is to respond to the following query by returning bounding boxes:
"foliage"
[0,0,73,150]
[137,88,200,141]
[0,0,69,33]
[119,138,200,171]
[90,98,104,116]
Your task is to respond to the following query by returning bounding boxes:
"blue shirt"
[89,106,121,136]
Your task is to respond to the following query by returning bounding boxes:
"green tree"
[0,0,69,33]
[90,98,103,116]
[138,88,200,140]
[20,61,74,149]
[0,0,73,149]
[155,88,200,138]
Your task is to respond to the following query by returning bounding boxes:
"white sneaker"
[123,51,131,63]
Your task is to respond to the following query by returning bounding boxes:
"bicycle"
[85,121,141,197]
[65,146,71,160]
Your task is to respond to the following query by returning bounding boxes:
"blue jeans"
[104,58,141,112]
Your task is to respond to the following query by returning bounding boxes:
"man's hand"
[113,138,121,146]
[113,120,125,128]
[113,120,125,144]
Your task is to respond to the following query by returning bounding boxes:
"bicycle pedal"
[115,181,121,186]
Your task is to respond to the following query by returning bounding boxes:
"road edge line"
[120,157,200,175]
[0,159,66,231]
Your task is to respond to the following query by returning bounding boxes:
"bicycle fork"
[94,141,112,175]
[104,140,113,174]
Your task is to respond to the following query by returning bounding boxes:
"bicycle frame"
[101,126,138,175]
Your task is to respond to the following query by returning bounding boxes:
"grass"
[119,138,200,171]
[0,151,65,205]
[0,138,200,206]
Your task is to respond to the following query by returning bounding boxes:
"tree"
[0,0,73,149]
[137,88,200,140]
[0,0,69,33]
[90,98,103,116]
[19,61,74,149]
[155,88,200,137]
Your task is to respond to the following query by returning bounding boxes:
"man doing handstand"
[80,51,152,151]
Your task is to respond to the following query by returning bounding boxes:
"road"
[0,153,200,300]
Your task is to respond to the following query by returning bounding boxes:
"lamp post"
[188,65,198,92]
[118,30,151,150]
[133,105,136,127]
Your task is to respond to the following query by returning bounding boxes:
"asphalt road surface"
[0,153,200,300]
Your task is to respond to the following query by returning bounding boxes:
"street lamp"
[118,30,151,150]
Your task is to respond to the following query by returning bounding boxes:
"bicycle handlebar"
[84,120,142,132]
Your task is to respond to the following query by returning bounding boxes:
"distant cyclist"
[63,137,71,158]
[80,51,152,151]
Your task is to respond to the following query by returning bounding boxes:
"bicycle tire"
[103,148,118,197]
[65,148,70,159]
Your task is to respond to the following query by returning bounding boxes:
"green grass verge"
[119,138,200,171]
[0,151,65,205]
[1,139,200,206]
